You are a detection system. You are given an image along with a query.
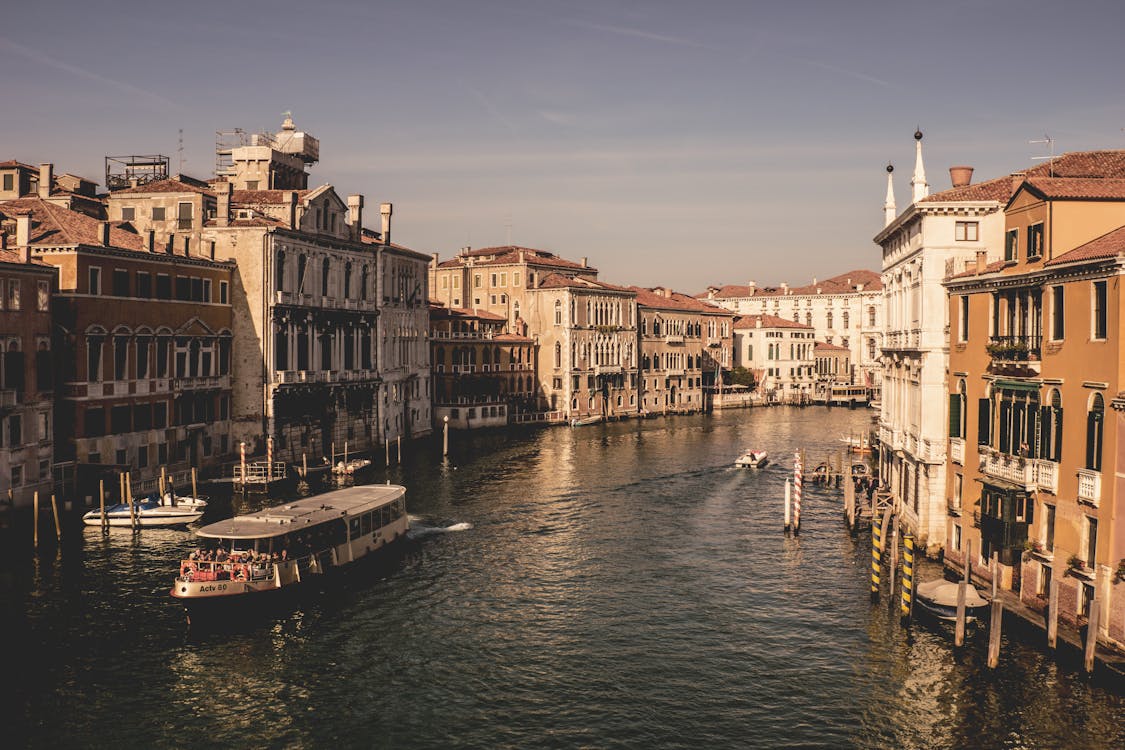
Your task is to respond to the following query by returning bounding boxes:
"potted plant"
[1067,554,1086,571]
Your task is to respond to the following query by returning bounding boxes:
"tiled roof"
[733,314,812,330]
[537,272,632,293]
[231,189,311,204]
[0,248,53,268]
[1022,177,1125,201]
[112,176,215,196]
[0,198,145,251]
[0,160,36,170]
[814,341,849,351]
[921,175,1014,203]
[1045,224,1125,267]
[948,259,1007,279]
[436,246,596,272]
[700,269,882,300]
[431,306,508,322]
[922,150,1125,204]
[630,286,734,314]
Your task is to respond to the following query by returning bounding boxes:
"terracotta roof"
[0,198,144,251]
[112,176,215,196]
[814,341,849,352]
[1045,225,1125,267]
[536,272,632,293]
[231,189,311,204]
[921,175,1014,203]
[733,314,812,330]
[1021,177,1125,201]
[923,150,1125,204]
[431,306,507,322]
[493,332,534,343]
[0,248,53,268]
[700,269,882,299]
[436,246,596,272]
[948,259,1007,279]
[0,160,36,170]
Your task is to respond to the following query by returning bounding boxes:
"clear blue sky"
[3,0,1124,291]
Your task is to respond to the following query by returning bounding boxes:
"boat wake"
[407,520,473,539]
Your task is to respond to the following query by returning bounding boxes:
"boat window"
[379,506,390,527]
[349,516,361,539]
[333,520,348,546]
[361,512,372,535]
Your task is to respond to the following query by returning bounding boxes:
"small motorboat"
[332,458,372,475]
[570,415,604,427]
[914,579,990,623]
[158,493,208,510]
[735,450,769,468]
[83,497,204,528]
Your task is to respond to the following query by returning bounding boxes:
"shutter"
[1027,405,1040,458]
[1053,408,1063,462]
[949,393,961,438]
[999,400,1011,453]
[978,398,991,446]
[1086,410,1096,469]
[1038,405,1050,460]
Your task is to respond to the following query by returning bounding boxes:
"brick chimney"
[1010,171,1027,194]
[949,166,974,188]
[581,257,588,268]
[16,213,31,248]
[98,221,110,246]
[215,182,231,227]
[144,229,155,253]
[380,202,393,245]
[747,280,756,295]
[976,250,987,273]
[285,191,298,229]
[347,195,364,240]
[38,163,53,199]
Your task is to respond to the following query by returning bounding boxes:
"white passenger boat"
[170,485,408,616]
[735,450,769,468]
[82,497,204,527]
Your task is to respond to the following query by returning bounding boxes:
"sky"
[3,0,1125,292]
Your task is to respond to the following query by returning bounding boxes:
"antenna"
[1029,134,1055,177]
[177,129,185,174]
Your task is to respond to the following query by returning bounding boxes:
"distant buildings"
[732,314,816,401]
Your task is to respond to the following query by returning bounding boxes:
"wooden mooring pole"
[987,598,1004,669]
[443,416,449,457]
[1046,575,1059,649]
[191,467,198,502]
[397,435,402,464]
[50,494,61,541]
[955,540,971,647]
[870,514,882,600]
[126,473,137,531]
[32,490,39,549]
[783,478,791,533]
[99,479,107,533]
[1084,598,1100,673]
[900,533,915,623]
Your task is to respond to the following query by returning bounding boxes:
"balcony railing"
[173,375,230,391]
[986,335,1041,362]
[950,437,964,465]
[664,335,685,345]
[0,389,17,408]
[979,446,1034,490]
[1033,459,1058,494]
[1077,468,1101,507]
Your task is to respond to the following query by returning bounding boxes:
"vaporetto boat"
[170,484,408,616]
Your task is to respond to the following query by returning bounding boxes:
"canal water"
[2,408,1123,748]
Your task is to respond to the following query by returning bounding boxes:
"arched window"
[321,258,331,297]
[554,342,561,368]
[360,266,369,300]
[276,250,286,292]
[867,338,877,361]
[949,379,967,438]
[843,312,850,329]
[344,263,352,299]
[868,306,876,327]
[297,255,308,292]
[827,312,834,329]
[554,300,562,326]
[1043,388,1063,462]
[1086,393,1104,471]
[805,312,811,326]
[513,300,520,320]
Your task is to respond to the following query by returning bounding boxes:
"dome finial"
[914,127,923,141]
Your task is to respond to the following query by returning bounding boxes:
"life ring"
[181,565,194,582]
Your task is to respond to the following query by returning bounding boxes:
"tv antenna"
[177,128,185,174]
[1029,134,1055,176]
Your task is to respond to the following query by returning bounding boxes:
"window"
[827,312,833,329]
[155,274,171,299]
[1025,223,1045,260]
[1050,285,1064,340]
[1086,393,1104,471]
[1092,280,1107,339]
[152,207,165,221]
[114,335,129,380]
[7,414,21,447]
[2,174,12,191]
[474,274,482,288]
[958,295,969,342]
[10,465,21,487]
[37,280,49,311]
[1004,228,1018,262]
[84,407,104,437]
[276,251,286,292]
[137,272,152,298]
[490,273,497,287]
[174,276,190,301]
[322,258,331,297]
[87,335,103,382]
[1044,504,1056,552]
[203,278,212,302]
[112,269,130,296]
[4,279,18,311]
[177,202,193,230]
[121,207,135,221]
[554,300,562,325]
[955,221,979,241]
[868,306,876,327]
[949,380,967,439]
[1085,517,1098,566]
[219,281,229,304]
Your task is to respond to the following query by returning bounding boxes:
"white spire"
[884,164,896,227]
[910,129,929,202]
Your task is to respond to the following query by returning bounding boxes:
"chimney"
[380,202,392,245]
[182,235,191,255]
[976,250,987,273]
[144,229,155,253]
[949,165,974,188]
[347,195,364,240]
[208,240,216,260]
[38,163,53,199]
[812,277,817,286]
[461,246,470,256]
[580,257,588,268]
[432,252,440,267]
[781,282,789,294]
[747,280,756,295]
[98,221,110,247]
[215,182,231,227]
[664,287,673,299]
[285,191,298,229]
[1010,171,1027,194]
[756,318,762,329]
[16,213,31,248]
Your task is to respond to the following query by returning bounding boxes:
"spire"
[910,128,929,202]
[884,163,896,227]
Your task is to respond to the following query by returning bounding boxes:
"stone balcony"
[1033,459,1058,494]
[1077,468,1101,507]
[950,437,964,465]
[979,446,1035,490]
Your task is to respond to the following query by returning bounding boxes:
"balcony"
[1033,459,1058,494]
[947,497,962,517]
[979,446,1034,490]
[664,335,684,345]
[987,335,1041,375]
[949,437,964,465]
[173,375,229,391]
[1077,468,1101,507]
[0,389,17,409]
[432,330,495,340]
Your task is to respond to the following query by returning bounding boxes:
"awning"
[993,378,1039,393]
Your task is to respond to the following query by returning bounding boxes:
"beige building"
[732,314,816,401]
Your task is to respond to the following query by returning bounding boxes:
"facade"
[429,303,538,428]
[875,133,1011,550]
[522,273,639,420]
[944,168,1125,649]
[632,287,711,415]
[732,314,816,401]
[0,233,56,508]
[376,238,433,441]
[813,342,852,390]
[701,269,883,391]
[1,197,235,500]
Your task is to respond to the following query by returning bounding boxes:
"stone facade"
[732,314,816,400]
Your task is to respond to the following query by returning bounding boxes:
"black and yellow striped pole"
[900,532,915,622]
[870,514,882,600]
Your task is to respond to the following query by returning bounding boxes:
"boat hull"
[83,510,203,527]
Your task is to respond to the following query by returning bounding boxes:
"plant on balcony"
[986,340,1029,361]
[1024,539,1045,554]
[1067,554,1086,572]
[1116,559,1125,584]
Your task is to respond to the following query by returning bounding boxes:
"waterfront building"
[813,342,852,392]
[521,274,639,420]
[700,269,883,392]
[429,303,538,428]
[0,228,56,508]
[0,197,234,501]
[631,287,710,415]
[943,164,1125,649]
[732,314,815,401]
[875,132,1011,551]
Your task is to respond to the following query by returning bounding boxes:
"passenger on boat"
[216,548,229,562]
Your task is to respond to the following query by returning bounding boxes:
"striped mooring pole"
[792,451,802,533]
[900,533,915,621]
[239,441,247,484]
[870,514,882,599]
[267,436,274,482]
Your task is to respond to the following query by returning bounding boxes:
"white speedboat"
[332,459,372,475]
[915,579,989,622]
[83,498,204,528]
[735,450,769,468]
[171,484,409,618]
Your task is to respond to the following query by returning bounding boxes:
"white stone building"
[732,314,816,401]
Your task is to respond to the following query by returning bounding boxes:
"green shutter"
[978,398,992,446]
[949,393,961,438]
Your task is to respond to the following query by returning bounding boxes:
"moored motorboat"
[170,484,408,617]
[82,498,204,528]
[915,579,990,623]
[735,450,769,468]
[332,458,372,475]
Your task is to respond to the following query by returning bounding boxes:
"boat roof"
[196,485,405,540]
[916,579,988,607]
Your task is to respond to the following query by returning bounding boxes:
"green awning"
[994,379,1039,393]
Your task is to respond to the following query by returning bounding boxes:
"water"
[2,408,1122,748]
